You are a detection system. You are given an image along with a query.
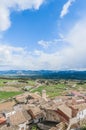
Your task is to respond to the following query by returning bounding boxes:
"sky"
[0,0,86,70]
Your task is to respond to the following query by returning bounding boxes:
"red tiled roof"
[0,117,6,124]
[71,91,82,96]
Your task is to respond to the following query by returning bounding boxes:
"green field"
[31,84,67,97]
[27,80,35,86]
[0,91,22,100]
[0,78,34,100]
[0,78,86,99]
[0,79,18,87]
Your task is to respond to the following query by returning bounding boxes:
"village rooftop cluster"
[0,88,86,130]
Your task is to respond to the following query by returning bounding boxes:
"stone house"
[0,101,16,113]
[8,110,32,130]
[45,109,60,123]
[56,104,72,122]
[72,103,86,120]
[3,110,16,119]
[27,105,44,123]
[72,97,85,105]
[14,93,29,104]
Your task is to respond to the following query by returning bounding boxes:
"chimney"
[72,97,76,105]
[69,106,78,118]
[42,90,47,101]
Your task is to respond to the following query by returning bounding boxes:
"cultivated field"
[0,78,86,100]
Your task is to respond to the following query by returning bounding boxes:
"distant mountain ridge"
[0,70,86,80]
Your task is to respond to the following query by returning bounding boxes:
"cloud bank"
[0,0,45,31]
[0,18,86,70]
[60,0,75,18]
[0,0,86,70]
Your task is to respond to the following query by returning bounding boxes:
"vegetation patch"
[31,84,67,97]
[0,91,22,100]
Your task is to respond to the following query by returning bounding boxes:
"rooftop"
[58,104,72,118]
[0,117,6,124]
[72,103,86,111]
[9,110,31,126]
[0,101,16,112]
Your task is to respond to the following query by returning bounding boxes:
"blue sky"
[0,0,86,70]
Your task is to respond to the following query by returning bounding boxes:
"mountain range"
[0,70,86,80]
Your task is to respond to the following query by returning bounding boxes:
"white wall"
[77,109,86,120]
[5,111,16,118]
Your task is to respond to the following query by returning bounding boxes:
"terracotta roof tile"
[58,104,72,118]
[0,101,16,112]
[0,117,6,124]
[9,110,31,126]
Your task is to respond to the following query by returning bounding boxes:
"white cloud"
[0,44,33,70]
[57,18,86,70]
[38,38,65,49]
[38,40,50,49]
[37,18,86,70]
[0,18,86,70]
[60,0,75,18]
[0,7,10,31]
[0,44,60,70]
[0,0,45,31]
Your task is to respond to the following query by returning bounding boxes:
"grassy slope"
[0,78,86,99]
[0,91,22,100]
[31,84,67,97]
[0,79,22,100]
